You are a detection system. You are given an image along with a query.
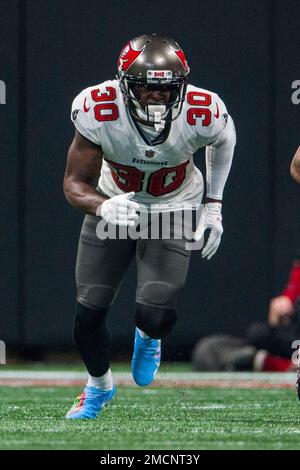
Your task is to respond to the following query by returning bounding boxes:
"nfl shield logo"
[145,149,155,158]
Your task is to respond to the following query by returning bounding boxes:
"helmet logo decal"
[172,47,189,72]
[147,70,173,81]
[118,41,145,73]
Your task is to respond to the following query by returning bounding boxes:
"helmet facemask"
[120,78,187,131]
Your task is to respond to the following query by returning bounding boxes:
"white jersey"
[71,79,233,212]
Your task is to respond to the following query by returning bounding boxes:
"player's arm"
[194,104,236,259]
[64,130,140,224]
[205,114,236,203]
[63,130,106,215]
[290,146,300,183]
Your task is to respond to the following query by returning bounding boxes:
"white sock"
[138,328,149,339]
[253,350,268,371]
[87,368,113,391]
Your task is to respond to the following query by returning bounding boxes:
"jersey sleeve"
[210,93,228,138]
[189,89,231,144]
[205,115,236,199]
[204,94,236,200]
[204,93,229,141]
[70,88,101,146]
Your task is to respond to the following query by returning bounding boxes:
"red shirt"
[282,261,300,304]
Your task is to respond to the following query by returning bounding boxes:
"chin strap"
[148,105,167,132]
[134,102,167,132]
[154,120,165,132]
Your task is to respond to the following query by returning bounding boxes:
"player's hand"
[268,295,295,327]
[194,202,223,260]
[98,191,140,226]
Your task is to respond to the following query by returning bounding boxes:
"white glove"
[98,191,140,226]
[194,202,223,260]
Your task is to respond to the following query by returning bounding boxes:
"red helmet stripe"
[118,41,145,73]
[173,48,189,72]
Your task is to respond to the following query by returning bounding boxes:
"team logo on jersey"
[222,113,228,124]
[72,109,79,121]
[118,41,145,73]
[145,149,155,158]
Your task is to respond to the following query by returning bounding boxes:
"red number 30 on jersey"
[89,86,119,122]
[187,91,212,126]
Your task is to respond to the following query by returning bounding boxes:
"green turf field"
[0,367,300,450]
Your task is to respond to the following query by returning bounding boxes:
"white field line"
[0,371,296,381]
[0,370,296,388]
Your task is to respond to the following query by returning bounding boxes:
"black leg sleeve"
[73,301,112,377]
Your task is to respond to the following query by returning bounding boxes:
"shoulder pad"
[186,84,228,139]
[71,80,120,144]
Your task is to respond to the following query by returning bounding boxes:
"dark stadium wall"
[0,0,20,344]
[1,0,300,357]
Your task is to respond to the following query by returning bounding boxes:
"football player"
[290,146,300,398]
[291,146,300,183]
[63,34,236,418]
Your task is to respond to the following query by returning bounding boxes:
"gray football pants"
[76,213,194,310]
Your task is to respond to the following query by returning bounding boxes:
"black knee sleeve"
[134,303,177,339]
[73,302,108,336]
[73,301,111,377]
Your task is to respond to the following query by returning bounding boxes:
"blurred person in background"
[192,249,300,372]
[290,146,300,183]
[290,145,300,398]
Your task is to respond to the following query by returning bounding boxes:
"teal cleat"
[131,328,161,386]
[65,385,115,419]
